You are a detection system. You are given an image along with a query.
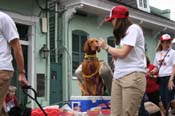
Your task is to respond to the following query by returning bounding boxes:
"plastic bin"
[69,96,111,112]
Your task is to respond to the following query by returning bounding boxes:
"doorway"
[11,24,29,105]
[50,63,63,105]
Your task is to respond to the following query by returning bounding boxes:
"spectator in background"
[170,38,175,115]
[145,56,160,116]
[151,34,175,116]
[5,86,19,113]
[171,38,175,50]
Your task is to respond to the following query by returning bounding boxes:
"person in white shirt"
[151,34,175,116]
[0,11,28,116]
[171,38,175,50]
[98,5,146,116]
[5,86,19,113]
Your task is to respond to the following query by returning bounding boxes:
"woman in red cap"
[98,5,146,116]
[151,34,175,116]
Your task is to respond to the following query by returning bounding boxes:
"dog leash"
[22,86,48,116]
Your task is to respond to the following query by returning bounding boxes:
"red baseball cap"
[105,5,129,22]
[160,34,172,41]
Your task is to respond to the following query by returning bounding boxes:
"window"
[137,0,150,12]
[107,36,115,70]
[37,73,45,97]
[16,24,29,41]
[143,0,147,8]
[72,30,89,74]
[139,0,143,7]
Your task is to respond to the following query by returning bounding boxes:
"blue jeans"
[159,76,175,113]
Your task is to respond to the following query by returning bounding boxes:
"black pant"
[159,76,175,115]
[138,94,149,116]
[147,90,161,116]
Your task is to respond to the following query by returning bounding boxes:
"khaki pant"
[111,72,146,116]
[0,70,13,116]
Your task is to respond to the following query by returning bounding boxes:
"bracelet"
[19,70,25,74]
[104,45,109,51]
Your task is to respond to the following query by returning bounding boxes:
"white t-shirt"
[153,49,175,77]
[6,98,15,112]
[0,11,19,71]
[113,24,146,79]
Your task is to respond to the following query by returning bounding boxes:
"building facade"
[1,0,175,108]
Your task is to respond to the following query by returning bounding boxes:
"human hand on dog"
[98,38,108,49]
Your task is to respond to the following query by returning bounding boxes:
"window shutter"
[48,1,63,63]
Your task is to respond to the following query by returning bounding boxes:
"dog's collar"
[84,54,98,59]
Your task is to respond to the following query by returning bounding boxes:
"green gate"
[50,63,63,105]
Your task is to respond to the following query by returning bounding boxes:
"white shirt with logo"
[0,12,19,71]
[153,49,175,77]
[113,24,146,79]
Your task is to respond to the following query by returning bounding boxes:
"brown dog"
[80,38,104,96]
[75,38,113,96]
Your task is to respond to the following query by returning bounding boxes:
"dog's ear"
[83,39,89,52]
